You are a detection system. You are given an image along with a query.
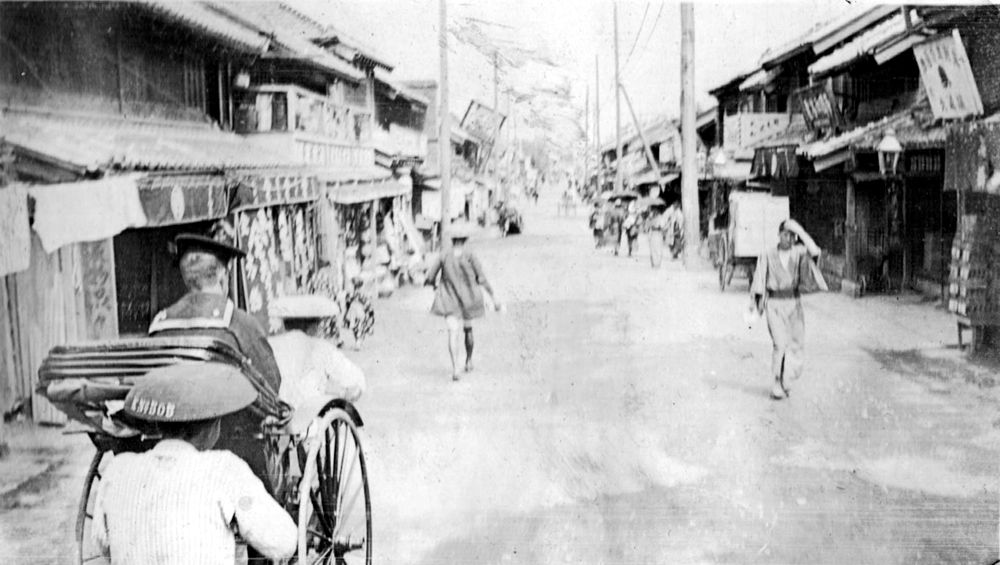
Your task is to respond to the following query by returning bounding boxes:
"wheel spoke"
[337,437,357,512]
[83,554,104,563]
[308,528,333,544]
[332,483,362,539]
[310,489,332,534]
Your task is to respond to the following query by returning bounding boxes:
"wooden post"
[439,0,452,250]
[595,55,601,190]
[680,3,701,267]
[620,83,665,191]
[613,2,623,193]
[845,178,857,283]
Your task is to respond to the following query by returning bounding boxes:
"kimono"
[647,212,668,268]
[750,245,823,384]
[427,250,491,321]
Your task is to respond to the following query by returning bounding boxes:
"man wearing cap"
[425,222,502,381]
[92,363,297,563]
[148,222,282,492]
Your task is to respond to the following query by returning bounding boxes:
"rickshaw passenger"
[148,226,281,494]
[93,363,297,564]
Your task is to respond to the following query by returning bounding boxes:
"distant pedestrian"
[665,203,685,259]
[646,204,669,268]
[425,222,502,381]
[344,274,375,351]
[307,261,345,348]
[623,203,640,257]
[608,201,625,256]
[751,219,826,400]
[589,202,606,248]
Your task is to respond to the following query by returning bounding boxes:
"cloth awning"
[230,169,320,212]
[631,170,679,186]
[139,174,230,226]
[1,110,305,174]
[28,174,148,253]
[326,176,411,204]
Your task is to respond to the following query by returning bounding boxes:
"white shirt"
[93,440,297,564]
[270,331,367,407]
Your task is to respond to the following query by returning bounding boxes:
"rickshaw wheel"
[76,450,112,565]
[296,408,371,565]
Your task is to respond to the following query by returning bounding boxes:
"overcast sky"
[298,0,863,144]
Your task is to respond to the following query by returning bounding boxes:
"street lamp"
[877,128,902,176]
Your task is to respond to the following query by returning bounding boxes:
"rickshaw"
[716,191,789,291]
[37,335,371,565]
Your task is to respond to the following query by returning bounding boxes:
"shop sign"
[139,175,228,226]
[794,82,842,131]
[905,152,943,175]
[460,100,506,146]
[913,30,983,120]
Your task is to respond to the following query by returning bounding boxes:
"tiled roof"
[374,68,430,107]
[1,110,304,172]
[210,2,365,81]
[808,12,916,78]
[142,1,270,53]
[799,100,945,159]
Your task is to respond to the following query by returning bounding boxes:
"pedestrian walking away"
[750,219,826,400]
[624,202,640,257]
[92,363,297,564]
[589,202,606,248]
[425,221,502,381]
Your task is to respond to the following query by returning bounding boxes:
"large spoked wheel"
[297,408,371,565]
[76,450,112,565]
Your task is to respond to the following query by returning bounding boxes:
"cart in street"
[717,191,789,291]
[38,336,371,565]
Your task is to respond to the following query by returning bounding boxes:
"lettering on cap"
[129,396,176,418]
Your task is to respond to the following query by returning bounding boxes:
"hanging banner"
[0,185,30,276]
[913,30,983,120]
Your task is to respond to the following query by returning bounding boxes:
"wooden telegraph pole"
[613,2,623,193]
[439,0,451,249]
[680,2,700,267]
[595,55,601,190]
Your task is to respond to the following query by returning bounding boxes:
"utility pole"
[584,84,590,193]
[439,0,451,249]
[619,83,664,193]
[680,2,700,268]
[595,55,601,191]
[613,2,623,193]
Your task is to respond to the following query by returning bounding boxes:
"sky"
[297,0,865,146]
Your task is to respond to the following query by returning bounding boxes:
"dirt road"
[3,193,1000,564]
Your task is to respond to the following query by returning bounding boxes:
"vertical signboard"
[913,30,983,120]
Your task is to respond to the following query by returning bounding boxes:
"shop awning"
[28,174,148,253]
[139,173,230,226]
[710,160,753,182]
[230,169,320,211]
[0,110,305,175]
[631,170,679,186]
[739,68,781,92]
[326,176,412,204]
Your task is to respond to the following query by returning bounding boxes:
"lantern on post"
[877,128,902,176]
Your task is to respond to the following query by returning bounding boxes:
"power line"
[623,0,665,80]
[621,2,650,75]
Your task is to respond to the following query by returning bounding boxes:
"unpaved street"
[3,195,1000,564]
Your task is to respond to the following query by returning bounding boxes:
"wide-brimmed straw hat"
[123,363,256,422]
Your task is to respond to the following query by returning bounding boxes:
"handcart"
[37,336,371,565]
[717,191,789,291]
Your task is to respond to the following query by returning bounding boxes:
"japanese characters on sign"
[913,30,984,120]
[794,82,842,131]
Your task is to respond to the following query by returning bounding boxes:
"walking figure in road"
[646,203,669,268]
[307,261,345,348]
[92,363,297,564]
[608,201,626,256]
[624,202,640,257]
[750,219,826,400]
[344,274,375,351]
[426,222,502,381]
[665,202,685,259]
[589,202,606,248]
